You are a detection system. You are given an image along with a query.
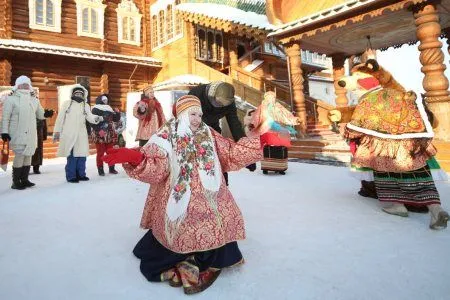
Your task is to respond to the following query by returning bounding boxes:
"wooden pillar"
[0,58,12,86]
[100,73,109,95]
[187,23,196,74]
[0,0,13,39]
[285,41,307,134]
[228,37,238,79]
[414,3,450,141]
[332,54,348,107]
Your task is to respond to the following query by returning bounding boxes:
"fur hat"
[13,75,33,91]
[207,81,235,107]
[176,95,202,117]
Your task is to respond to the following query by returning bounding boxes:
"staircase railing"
[193,60,334,126]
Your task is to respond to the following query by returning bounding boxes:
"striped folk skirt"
[261,146,288,172]
[373,165,441,206]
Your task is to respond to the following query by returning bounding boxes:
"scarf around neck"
[149,116,222,244]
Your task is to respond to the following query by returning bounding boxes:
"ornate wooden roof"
[177,2,273,39]
[268,0,450,57]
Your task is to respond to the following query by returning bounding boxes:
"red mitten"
[103,148,144,166]
[349,140,358,156]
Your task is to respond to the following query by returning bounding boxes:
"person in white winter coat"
[53,85,102,183]
[1,75,45,190]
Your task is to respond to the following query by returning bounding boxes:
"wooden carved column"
[187,22,196,74]
[285,41,307,134]
[100,73,109,95]
[228,37,238,79]
[414,3,450,140]
[332,54,348,107]
[0,0,13,39]
[0,59,12,86]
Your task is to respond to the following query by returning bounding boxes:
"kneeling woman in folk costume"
[103,95,263,294]
[340,59,449,230]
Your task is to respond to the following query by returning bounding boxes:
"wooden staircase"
[288,122,351,165]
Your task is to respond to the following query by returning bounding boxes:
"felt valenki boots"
[428,204,449,230]
[382,203,408,217]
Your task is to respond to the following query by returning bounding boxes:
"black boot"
[33,165,41,174]
[98,166,105,176]
[21,166,35,187]
[109,165,118,175]
[11,167,26,190]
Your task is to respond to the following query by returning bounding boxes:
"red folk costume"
[133,86,166,146]
[106,95,263,294]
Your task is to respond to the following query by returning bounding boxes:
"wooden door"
[38,90,58,134]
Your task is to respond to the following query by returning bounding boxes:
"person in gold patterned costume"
[338,59,448,230]
[103,95,263,294]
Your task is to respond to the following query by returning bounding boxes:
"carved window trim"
[150,0,184,52]
[195,25,223,63]
[116,0,142,46]
[75,0,106,39]
[28,0,62,33]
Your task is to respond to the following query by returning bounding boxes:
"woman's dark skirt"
[261,145,288,172]
[133,230,243,282]
[373,164,441,206]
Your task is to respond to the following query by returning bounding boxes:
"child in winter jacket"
[91,94,121,176]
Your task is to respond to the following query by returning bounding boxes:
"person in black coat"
[188,81,256,185]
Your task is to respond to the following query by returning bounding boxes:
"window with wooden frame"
[116,0,142,46]
[195,25,223,63]
[166,5,174,41]
[150,0,184,51]
[151,15,158,49]
[28,0,62,32]
[75,0,106,39]
[174,0,182,36]
[197,29,207,60]
[215,34,223,62]
[158,10,166,45]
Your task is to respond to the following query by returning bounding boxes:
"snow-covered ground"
[1,157,449,300]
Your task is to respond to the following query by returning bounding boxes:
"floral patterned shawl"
[149,114,222,244]
[347,88,434,139]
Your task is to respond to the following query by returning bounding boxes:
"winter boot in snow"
[98,166,105,176]
[382,203,408,217]
[428,204,449,230]
[109,165,118,175]
[33,165,41,174]
[11,167,26,190]
[21,166,35,187]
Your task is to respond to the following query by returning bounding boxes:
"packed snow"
[1,157,449,300]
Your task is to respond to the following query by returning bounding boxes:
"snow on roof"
[268,0,380,38]
[243,59,264,72]
[176,3,275,31]
[153,74,210,91]
[0,39,162,67]
[183,0,266,15]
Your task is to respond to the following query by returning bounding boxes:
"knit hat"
[207,81,235,107]
[175,95,202,117]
